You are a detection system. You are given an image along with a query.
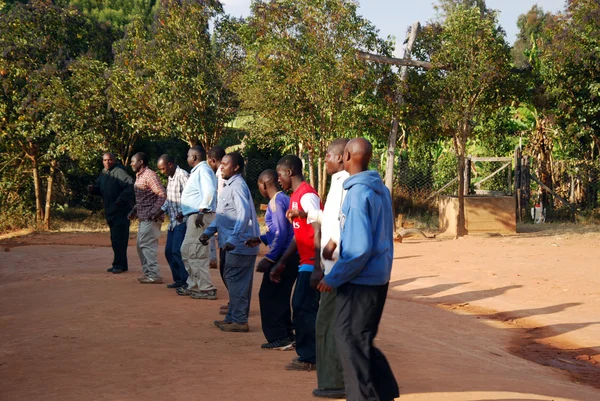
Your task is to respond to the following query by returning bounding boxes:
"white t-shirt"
[307,170,349,274]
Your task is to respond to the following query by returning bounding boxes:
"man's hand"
[150,210,164,222]
[286,209,307,223]
[199,233,210,245]
[256,258,274,273]
[176,212,184,223]
[322,239,337,260]
[195,212,205,228]
[245,237,262,248]
[269,262,285,283]
[316,278,333,293]
[310,269,324,290]
[223,242,235,252]
[127,209,137,221]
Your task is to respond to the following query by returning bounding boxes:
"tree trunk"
[317,155,324,199]
[43,160,57,230]
[308,149,316,189]
[320,157,328,200]
[453,127,469,237]
[30,156,44,226]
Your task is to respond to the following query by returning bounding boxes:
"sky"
[221,0,567,57]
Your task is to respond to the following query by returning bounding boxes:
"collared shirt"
[134,166,167,221]
[307,170,349,274]
[203,174,259,256]
[260,192,294,262]
[181,161,217,216]
[216,165,225,196]
[161,166,189,231]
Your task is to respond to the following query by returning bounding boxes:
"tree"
[427,4,513,236]
[108,0,236,153]
[0,1,113,229]
[237,0,394,196]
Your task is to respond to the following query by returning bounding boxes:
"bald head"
[344,138,372,174]
[328,138,349,156]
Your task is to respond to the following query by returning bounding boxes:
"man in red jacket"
[271,155,322,371]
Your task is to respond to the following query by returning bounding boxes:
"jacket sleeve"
[226,183,252,245]
[324,195,372,288]
[114,169,134,206]
[264,194,291,262]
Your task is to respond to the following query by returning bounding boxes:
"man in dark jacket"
[88,152,134,274]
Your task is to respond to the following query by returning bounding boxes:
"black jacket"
[92,164,134,222]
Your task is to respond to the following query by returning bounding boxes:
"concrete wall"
[439,195,516,236]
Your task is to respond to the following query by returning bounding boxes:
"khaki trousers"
[181,213,217,292]
[137,220,162,279]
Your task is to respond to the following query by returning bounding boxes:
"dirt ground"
[1,227,599,401]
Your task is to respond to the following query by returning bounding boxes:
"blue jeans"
[165,223,187,285]
[223,252,257,324]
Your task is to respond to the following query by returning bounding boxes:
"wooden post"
[384,22,421,196]
[464,156,471,196]
[514,146,521,220]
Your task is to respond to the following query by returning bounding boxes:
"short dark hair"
[227,151,245,172]
[190,145,206,160]
[208,146,226,161]
[157,154,174,164]
[277,155,303,175]
[258,169,278,184]
[134,152,149,167]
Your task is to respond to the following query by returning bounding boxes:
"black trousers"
[293,271,320,363]
[107,216,130,271]
[259,254,298,343]
[335,282,399,401]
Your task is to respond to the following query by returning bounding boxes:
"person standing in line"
[245,169,297,350]
[157,154,189,289]
[271,155,322,371]
[178,145,218,300]
[207,146,226,272]
[201,152,260,333]
[288,139,349,398]
[128,152,167,284]
[88,152,134,274]
[317,138,400,401]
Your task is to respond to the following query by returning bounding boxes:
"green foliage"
[56,0,159,31]
[238,0,394,158]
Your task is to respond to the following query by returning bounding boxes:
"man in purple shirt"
[246,169,298,350]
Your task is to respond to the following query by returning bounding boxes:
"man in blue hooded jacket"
[317,138,399,401]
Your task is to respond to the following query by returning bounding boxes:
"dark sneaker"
[312,388,346,399]
[285,358,316,371]
[190,289,217,300]
[112,268,127,274]
[261,338,294,351]
[139,277,163,284]
[166,282,183,289]
[107,267,114,273]
[176,287,191,296]
[220,322,249,332]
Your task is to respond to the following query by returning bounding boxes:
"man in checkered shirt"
[157,154,189,289]
[128,152,167,284]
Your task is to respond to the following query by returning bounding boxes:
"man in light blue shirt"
[201,152,259,332]
[178,145,218,300]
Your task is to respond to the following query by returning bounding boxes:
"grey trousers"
[181,213,217,292]
[137,220,162,279]
[222,252,257,324]
[316,288,344,389]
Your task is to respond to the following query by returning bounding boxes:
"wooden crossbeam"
[356,50,433,70]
